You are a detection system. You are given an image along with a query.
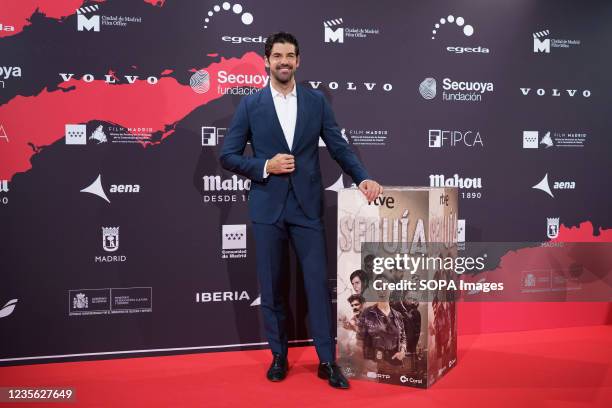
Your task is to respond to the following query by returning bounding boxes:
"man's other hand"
[359,180,383,203]
[266,153,295,174]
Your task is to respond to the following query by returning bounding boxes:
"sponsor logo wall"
[0,0,610,364]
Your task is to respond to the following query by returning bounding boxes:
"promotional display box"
[336,186,458,388]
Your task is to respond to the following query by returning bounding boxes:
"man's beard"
[271,66,294,84]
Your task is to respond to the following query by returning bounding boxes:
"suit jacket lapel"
[261,86,291,152]
[291,84,308,153]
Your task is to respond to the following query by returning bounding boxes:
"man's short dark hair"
[350,270,368,286]
[348,294,365,305]
[264,32,300,58]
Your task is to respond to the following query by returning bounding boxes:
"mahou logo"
[429,173,482,189]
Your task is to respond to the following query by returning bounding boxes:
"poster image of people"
[336,187,458,388]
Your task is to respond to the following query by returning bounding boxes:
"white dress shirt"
[263,83,297,178]
[261,83,371,188]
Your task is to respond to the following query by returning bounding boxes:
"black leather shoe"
[318,362,349,389]
[266,353,288,382]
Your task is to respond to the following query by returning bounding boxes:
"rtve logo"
[368,195,395,209]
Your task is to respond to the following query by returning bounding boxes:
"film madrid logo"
[76,4,142,32]
[532,173,575,198]
[419,77,493,102]
[96,226,127,263]
[80,174,141,204]
[532,29,580,54]
[428,129,483,148]
[323,18,380,44]
[430,14,489,55]
[202,174,250,204]
[65,124,107,145]
[329,127,389,146]
[66,123,153,144]
[522,130,587,149]
[429,174,483,200]
[222,224,247,259]
[190,69,268,96]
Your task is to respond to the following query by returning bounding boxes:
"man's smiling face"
[265,42,300,84]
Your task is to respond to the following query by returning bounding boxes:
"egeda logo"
[420,77,493,102]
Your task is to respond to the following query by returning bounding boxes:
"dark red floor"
[1,325,611,407]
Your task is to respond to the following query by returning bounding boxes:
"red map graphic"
[0,52,266,180]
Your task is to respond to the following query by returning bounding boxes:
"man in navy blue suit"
[220,32,382,389]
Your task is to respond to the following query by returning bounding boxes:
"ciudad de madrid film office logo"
[76,4,142,32]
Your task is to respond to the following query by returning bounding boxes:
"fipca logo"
[532,173,576,198]
[430,14,489,54]
[428,130,483,148]
[533,29,580,54]
[547,217,560,239]
[419,77,493,102]
[202,174,250,204]
[222,224,247,259]
[76,4,142,32]
[323,17,380,44]
[96,226,126,263]
[519,87,591,98]
[81,174,141,204]
[522,130,587,149]
[203,2,254,29]
[429,174,482,200]
[69,287,152,316]
[202,126,226,146]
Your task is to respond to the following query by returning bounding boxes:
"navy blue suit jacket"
[219,84,370,224]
